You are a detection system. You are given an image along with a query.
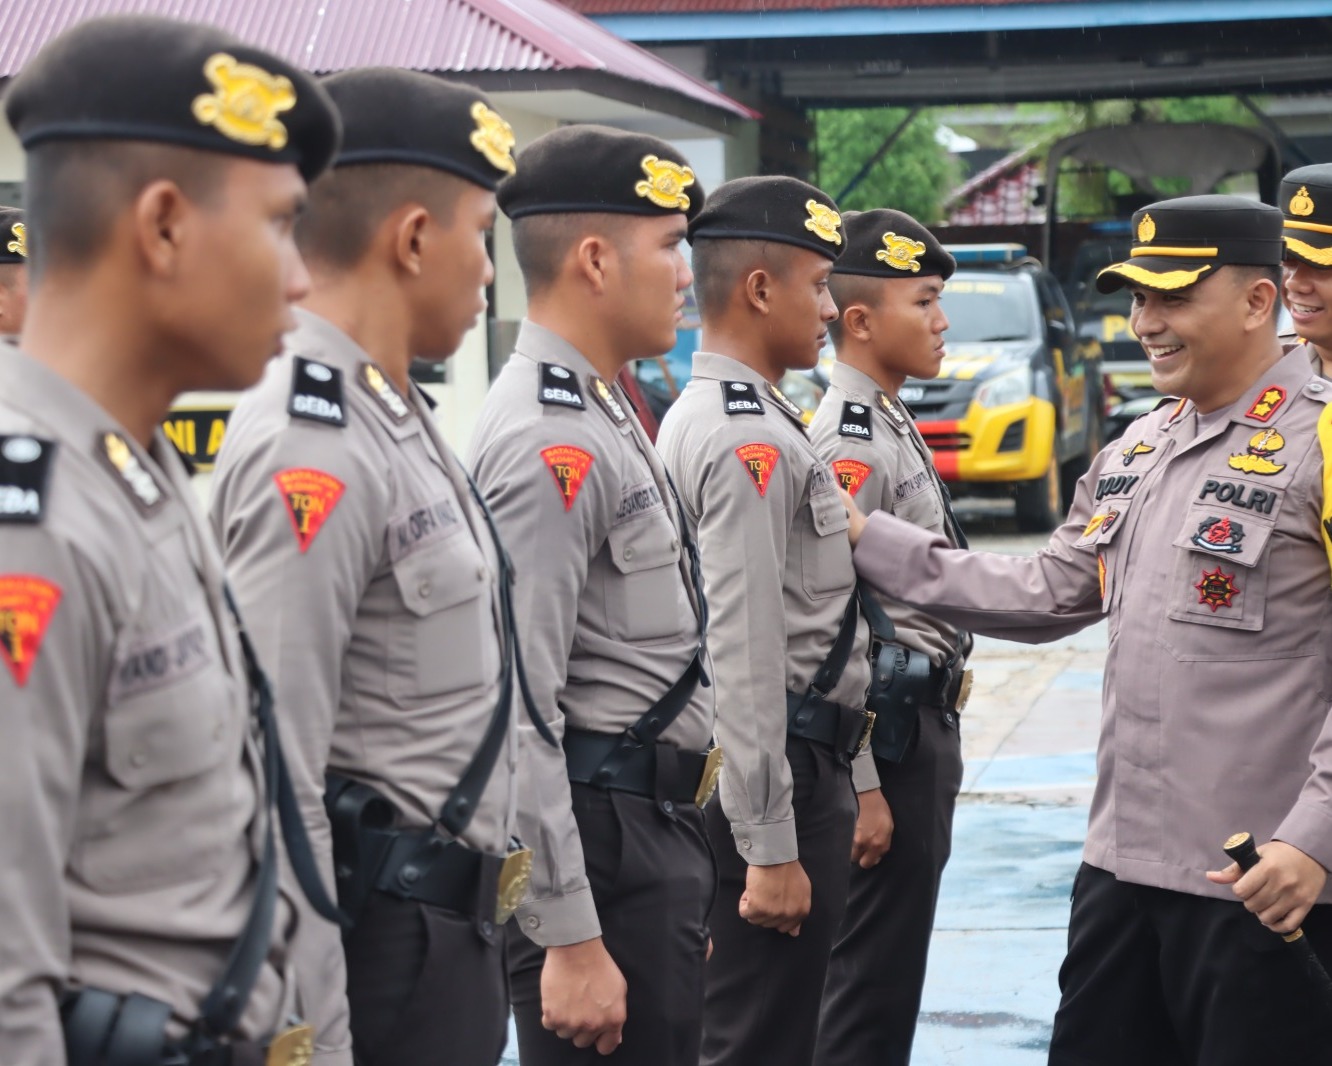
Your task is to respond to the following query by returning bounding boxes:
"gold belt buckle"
[266,1023,314,1066]
[955,670,974,714]
[855,710,877,756]
[496,846,534,925]
[694,746,724,808]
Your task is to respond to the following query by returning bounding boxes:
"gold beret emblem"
[1290,185,1316,217]
[805,200,843,245]
[635,155,695,211]
[191,53,296,151]
[469,102,517,175]
[876,231,926,273]
[1137,213,1156,243]
[7,222,26,259]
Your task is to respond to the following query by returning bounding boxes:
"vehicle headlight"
[974,366,1032,409]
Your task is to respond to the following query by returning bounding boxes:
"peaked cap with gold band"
[4,15,340,183]
[1279,163,1332,269]
[497,124,703,222]
[1096,194,1284,294]
[688,175,844,261]
[831,208,954,280]
[0,207,26,265]
[321,68,515,190]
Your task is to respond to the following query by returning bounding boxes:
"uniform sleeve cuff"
[514,886,602,948]
[731,818,799,866]
[1274,800,1332,872]
[851,749,881,792]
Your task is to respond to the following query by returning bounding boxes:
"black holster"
[324,773,397,928]
[865,641,934,764]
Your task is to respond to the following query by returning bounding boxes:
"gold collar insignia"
[470,102,517,175]
[635,155,695,211]
[192,53,296,151]
[876,231,926,273]
[7,222,25,259]
[804,200,843,245]
[1136,213,1156,243]
[1290,185,1316,217]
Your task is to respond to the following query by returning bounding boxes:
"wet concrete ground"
[503,506,1102,1064]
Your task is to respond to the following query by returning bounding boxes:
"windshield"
[942,274,1038,344]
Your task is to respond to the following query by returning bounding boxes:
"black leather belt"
[370,828,504,920]
[785,690,874,761]
[564,727,718,811]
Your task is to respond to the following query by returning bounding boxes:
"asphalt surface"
[501,500,1104,1065]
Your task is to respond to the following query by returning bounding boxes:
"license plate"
[899,386,926,403]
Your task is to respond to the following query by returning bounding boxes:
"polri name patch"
[539,364,586,410]
[289,357,347,427]
[0,435,54,524]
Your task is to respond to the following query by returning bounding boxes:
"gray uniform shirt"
[855,347,1332,901]
[209,310,512,1063]
[657,353,877,869]
[809,362,964,668]
[0,344,292,1065]
[469,320,711,948]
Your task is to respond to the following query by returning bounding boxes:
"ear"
[573,235,614,296]
[133,179,192,278]
[391,205,431,277]
[841,303,873,342]
[744,268,773,316]
[1243,275,1279,331]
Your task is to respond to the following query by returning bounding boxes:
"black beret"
[4,15,340,183]
[687,175,844,261]
[1097,194,1283,294]
[498,124,703,222]
[1279,164,1332,269]
[0,208,25,266]
[833,208,954,280]
[321,69,515,191]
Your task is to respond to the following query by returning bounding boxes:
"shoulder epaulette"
[589,375,629,424]
[720,380,764,416]
[838,400,873,440]
[289,356,348,427]
[0,435,55,524]
[538,363,586,410]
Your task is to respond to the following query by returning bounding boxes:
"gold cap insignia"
[1137,213,1156,243]
[1290,185,1316,218]
[470,101,516,175]
[191,53,296,151]
[7,222,26,259]
[805,200,843,245]
[876,231,926,273]
[635,155,695,211]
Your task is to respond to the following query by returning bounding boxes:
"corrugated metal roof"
[563,0,1064,12]
[0,0,755,117]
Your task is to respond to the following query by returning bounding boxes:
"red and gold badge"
[736,443,780,498]
[1097,553,1106,600]
[541,445,594,511]
[0,574,61,687]
[273,468,345,553]
[831,459,871,498]
[1194,566,1241,612]
[1246,384,1287,423]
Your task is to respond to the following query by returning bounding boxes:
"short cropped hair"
[510,213,633,298]
[826,272,884,348]
[690,237,799,321]
[297,164,463,270]
[1226,263,1283,327]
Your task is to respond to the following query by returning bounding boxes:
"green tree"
[813,108,957,222]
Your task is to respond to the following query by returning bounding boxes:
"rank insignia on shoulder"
[589,376,628,425]
[765,383,806,427]
[0,436,55,524]
[1121,441,1155,467]
[289,357,347,427]
[538,363,586,410]
[0,573,62,687]
[736,442,780,497]
[838,401,873,440]
[1246,384,1287,423]
[877,391,906,425]
[832,458,871,497]
[274,468,345,552]
[1228,429,1286,476]
[97,431,165,514]
[721,381,764,415]
[541,445,594,511]
[359,363,412,423]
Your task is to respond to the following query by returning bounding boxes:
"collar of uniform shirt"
[513,318,605,380]
[689,350,774,387]
[829,360,886,403]
[288,306,369,374]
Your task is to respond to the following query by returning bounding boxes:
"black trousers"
[701,736,859,1066]
[1048,863,1332,1065]
[817,705,964,1066]
[508,785,714,1066]
[343,890,507,1066]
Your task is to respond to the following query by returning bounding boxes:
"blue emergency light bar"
[1091,219,1132,234]
[944,243,1028,263]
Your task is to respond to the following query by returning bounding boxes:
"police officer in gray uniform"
[1280,163,1332,378]
[209,71,532,1066]
[470,126,716,1065]
[0,206,29,335]
[657,177,887,1066]
[0,15,340,1065]
[809,209,970,1066]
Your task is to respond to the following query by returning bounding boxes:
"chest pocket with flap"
[605,502,688,643]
